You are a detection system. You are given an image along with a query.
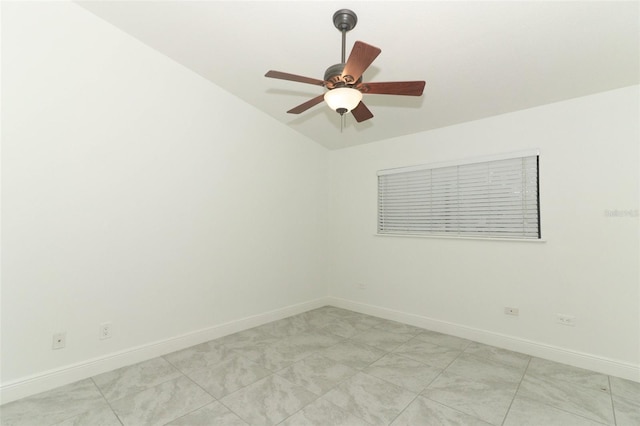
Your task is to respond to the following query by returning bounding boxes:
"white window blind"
[377,152,540,239]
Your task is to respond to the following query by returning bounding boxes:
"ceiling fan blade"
[287,94,325,114]
[265,70,325,86]
[341,41,381,84]
[351,101,374,123]
[358,81,426,96]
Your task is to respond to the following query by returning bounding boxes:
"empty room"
[1,1,638,425]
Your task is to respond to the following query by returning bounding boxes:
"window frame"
[376,150,542,241]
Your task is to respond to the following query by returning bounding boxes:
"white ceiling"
[77,1,639,150]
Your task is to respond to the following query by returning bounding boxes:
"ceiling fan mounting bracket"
[332,9,357,32]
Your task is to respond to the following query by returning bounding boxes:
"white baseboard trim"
[328,297,640,383]
[0,297,331,404]
[4,296,637,404]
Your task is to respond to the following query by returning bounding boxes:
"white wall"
[2,1,638,404]
[328,86,639,378]
[1,1,328,398]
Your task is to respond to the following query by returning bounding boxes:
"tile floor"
[1,306,639,426]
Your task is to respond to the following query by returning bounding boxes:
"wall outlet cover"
[99,322,113,340]
[504,307,519,316]
[52,332,66,350]
[556,314,576,326]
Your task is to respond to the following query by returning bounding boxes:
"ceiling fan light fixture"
[265,9,425,124]
[324,87,362,114]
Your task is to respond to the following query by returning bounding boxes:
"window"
[377,151,540,239]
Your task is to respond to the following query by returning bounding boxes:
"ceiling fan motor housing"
[324,63,362,89]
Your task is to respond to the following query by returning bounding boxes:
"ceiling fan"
[265,9,426,124]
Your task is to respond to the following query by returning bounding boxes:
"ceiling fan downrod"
[333,9,357,64]
[329,8,360,122]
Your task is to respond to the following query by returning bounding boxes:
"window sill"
[374,233,547,243]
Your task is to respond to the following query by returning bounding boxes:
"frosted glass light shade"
[324,87,363,113]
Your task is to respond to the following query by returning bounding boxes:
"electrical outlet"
[99,322,112,340]
[52,332,66,350]
[504,307,519,316]
[556,314,576,327]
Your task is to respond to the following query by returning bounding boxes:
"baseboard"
[328,297,640,383]
[0,297,331,404]
[4,296,637,404]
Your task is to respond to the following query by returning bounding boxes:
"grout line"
[421,338,466,385]
[500,356,531,426]
[90,377,124,426]
[156,355,230,424]
[608,375,618,426]
[215,390,254,425]
[272,390,322,425]
[509,362,613,425]
[392,339,470,422]
[213,373,290,424]
[386,392,422,425]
